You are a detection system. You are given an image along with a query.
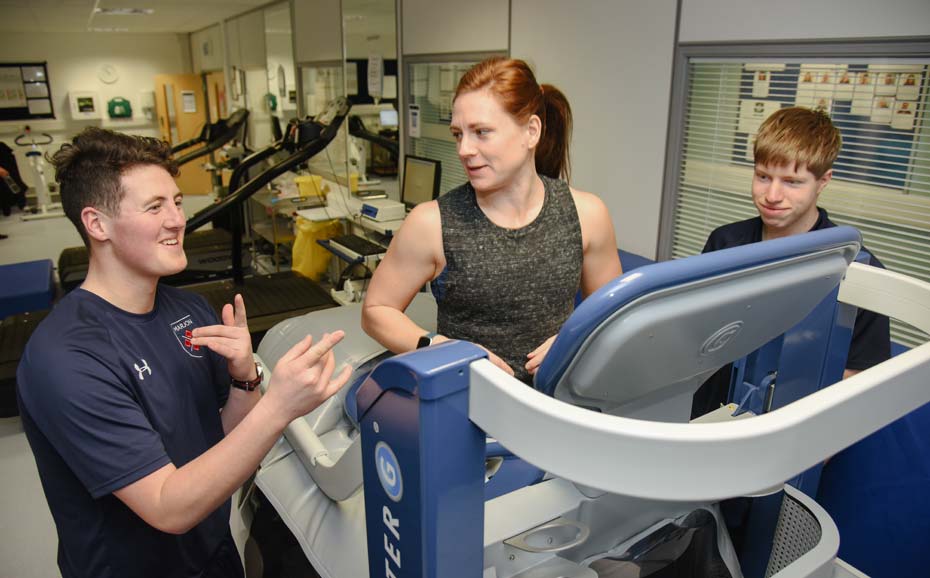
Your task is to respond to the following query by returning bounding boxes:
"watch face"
[416,335,432,349]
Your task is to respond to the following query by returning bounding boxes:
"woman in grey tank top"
[362,58,622,384]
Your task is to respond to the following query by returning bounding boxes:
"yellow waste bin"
[294,174,327,200]
[292,217,343,281]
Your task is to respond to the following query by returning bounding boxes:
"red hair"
[454,57,573,181]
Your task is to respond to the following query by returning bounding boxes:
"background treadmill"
[174,97,350,341]
[57,109,252,291]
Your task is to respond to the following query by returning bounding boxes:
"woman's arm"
[572,189,623,298]
[362,202,445,352]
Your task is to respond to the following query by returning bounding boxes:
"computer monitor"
[379,109,398,128]
[401,155,442,210]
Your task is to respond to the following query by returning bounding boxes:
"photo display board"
[0,62,54,121]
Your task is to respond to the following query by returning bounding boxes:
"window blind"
[670,58,930,348]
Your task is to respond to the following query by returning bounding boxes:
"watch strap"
[416,332,437,349]
[231,362,262,392]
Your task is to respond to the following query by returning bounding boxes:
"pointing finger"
[297,330,345,364]
[234,294,248,327]
[280,334,315,364]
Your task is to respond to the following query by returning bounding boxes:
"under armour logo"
[134,359,152,380]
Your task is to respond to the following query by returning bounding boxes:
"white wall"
[345,30,397,61]
[511,0,678,259]
[294,0,343,63]
[191,24,224,73]
[680,0,930,43]
[402,0,508,55]
[0,31,188,187]
[245,69,273,149]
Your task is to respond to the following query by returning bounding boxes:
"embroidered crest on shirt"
[170,314,204,358]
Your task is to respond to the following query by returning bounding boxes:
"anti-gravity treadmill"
[57,109,252,291]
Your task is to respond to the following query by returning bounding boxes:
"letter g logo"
[375,441,403,502]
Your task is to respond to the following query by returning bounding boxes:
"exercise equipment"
[253,226,930,578]
[170,109,250,165]
[15,126,62,221]
[174,97,352,337]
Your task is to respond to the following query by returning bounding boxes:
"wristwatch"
[416,332,437,349]
[231,362,263,392]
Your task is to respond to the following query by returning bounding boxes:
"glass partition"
[343,0,399,197]
[404,55,502,195]
[264,1,298,136]
[298,63,350,183]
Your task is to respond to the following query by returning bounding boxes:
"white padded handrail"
[468,266,930,502]
[839,262,930,334]
[281,419,363,502]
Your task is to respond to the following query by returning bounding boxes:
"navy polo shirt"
[17,285,235,578]
[692,208,891,417]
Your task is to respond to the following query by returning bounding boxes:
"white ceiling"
[0,0,272,34]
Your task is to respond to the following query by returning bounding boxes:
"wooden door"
[205,71,227,121]
[154,74,212,196]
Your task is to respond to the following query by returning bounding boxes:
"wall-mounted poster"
[834,69,853,101]
[752,70,770,98]
[181,90,196,113]
[891,100,916,130]
[737,99,781,135]
[851,72,876,116]
[732,59,926,192]
[814,97,833,114]
[875,72,898,96]
[815,68,836,98]
[69,91,101,119]
[871,96,894,123]
[407,104,420,138]
[796,66,816,107]
[897,72,920,100]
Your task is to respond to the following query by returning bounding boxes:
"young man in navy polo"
[17,127,351,578]
[692,107,890,418]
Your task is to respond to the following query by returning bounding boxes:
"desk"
[294,181,406,237]
[250,190,299,272]
[293,179,407,303]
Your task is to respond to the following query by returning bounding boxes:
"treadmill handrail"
[171,109,250,163]
[279,414,364,502]
[184,142,283,233]
[170,135,202,155]
[184,135,338,233]
[348,115,399,155]
[226,143,282,198]
[468,264,930,502]
[172,136,234,167]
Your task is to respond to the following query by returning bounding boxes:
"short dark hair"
[49,127,178,247]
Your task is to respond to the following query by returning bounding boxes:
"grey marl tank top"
[432,175,583,384]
